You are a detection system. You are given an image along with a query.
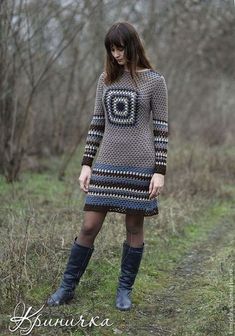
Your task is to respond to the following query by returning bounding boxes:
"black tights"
[76,211,144,248]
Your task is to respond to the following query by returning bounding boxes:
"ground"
[0,141,234,336]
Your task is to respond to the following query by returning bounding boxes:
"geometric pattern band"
[83,162,159,216]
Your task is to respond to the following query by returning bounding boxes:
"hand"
[149,173,164,200]
[78,165,92,193]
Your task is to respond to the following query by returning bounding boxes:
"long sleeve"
[150,74,169,175]
[81,72,105,167]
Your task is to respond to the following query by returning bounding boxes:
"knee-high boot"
[47,237,94,306]
[115,240,144,311]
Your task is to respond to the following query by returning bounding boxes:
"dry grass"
[0,140,234,335]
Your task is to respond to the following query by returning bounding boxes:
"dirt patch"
[172,215,234,278]
[127,211,234,336]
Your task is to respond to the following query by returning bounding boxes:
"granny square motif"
[103,87,139,126]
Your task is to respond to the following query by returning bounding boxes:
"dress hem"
[83,204,159,217]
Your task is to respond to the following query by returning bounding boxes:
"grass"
[0,141,234,335]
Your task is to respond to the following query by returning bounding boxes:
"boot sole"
[115,304,132,311]
[47,295,74,306]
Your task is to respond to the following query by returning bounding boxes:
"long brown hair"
[103,21,153,86]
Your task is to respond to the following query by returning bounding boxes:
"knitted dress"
[81,69,168,216]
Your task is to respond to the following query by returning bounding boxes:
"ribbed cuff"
[154,165,166,175]
[81,156,93,167]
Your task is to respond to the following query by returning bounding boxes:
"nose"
[113,51,121,59]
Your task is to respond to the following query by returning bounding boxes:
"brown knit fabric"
[81,69,168,216]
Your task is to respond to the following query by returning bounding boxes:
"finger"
[80,180,87,193]
[149,187,157,199]
[157,187,163,194]
[85,177,90,191]
[149,180,153,194]
[155,187,160,195]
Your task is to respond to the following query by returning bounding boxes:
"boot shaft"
[60,237,94,291]
[118,240,144,290]
[47,237,94,306]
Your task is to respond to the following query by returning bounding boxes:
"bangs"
[105,29,125,51]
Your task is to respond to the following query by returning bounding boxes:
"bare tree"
[0,0,234,181]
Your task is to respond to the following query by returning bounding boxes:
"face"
[111,44,126,65]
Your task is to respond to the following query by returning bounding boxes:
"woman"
[47,21,168,311]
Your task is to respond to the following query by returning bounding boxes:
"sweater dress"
[81,68,168,217]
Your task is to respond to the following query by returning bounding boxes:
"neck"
[124,66,147,72]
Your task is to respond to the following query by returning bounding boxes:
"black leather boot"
[115,240,144,311]
[47,237,94,306]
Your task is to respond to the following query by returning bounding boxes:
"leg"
[47,211,107,306]
[116,213,145,311]
[77,210,108,247]
[125,213,144,247]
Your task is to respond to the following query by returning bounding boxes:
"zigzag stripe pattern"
[83,162,159,216]
[82,115,105,166]
[153,118,168,173]
[151,75,168,174]
[81,73,105,167]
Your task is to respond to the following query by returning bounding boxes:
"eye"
[111,46,124,52]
